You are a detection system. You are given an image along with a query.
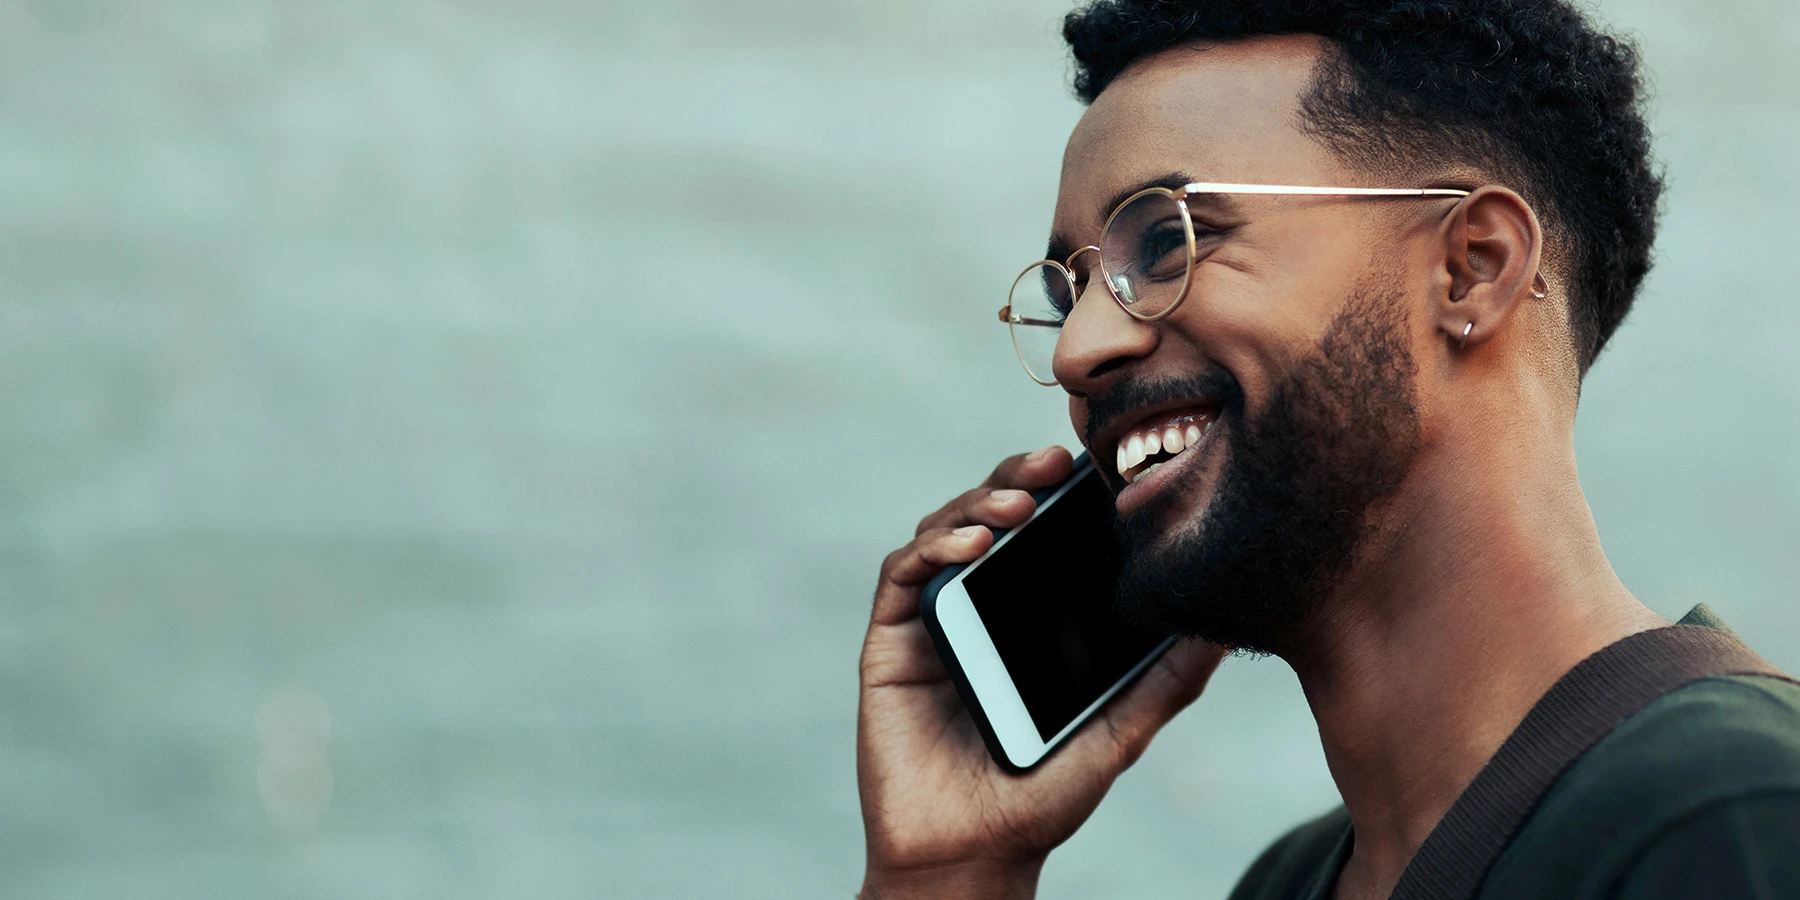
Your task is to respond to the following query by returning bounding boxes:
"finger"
[912,445,1072,536]
[871,525,994,626]
[914,487,1037,536]
[859,619,950,689]
[979,444,1074,491]
[1059,639,1227,773]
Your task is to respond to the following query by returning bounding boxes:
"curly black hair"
[1063,0,1662,375]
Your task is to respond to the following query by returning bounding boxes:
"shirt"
[1225,606,1800,900]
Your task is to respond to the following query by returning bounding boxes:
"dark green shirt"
[1227,607,1800,900]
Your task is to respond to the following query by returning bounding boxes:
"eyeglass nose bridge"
[1062,245,1103,298]
[1065,244,1101,268]
[1065,244,1161,316]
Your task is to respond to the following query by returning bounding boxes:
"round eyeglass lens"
[1099,189,1193,318]
[1006,263,1072,385]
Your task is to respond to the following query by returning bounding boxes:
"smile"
[1116,407,1218,484]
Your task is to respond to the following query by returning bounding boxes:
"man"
[854,1,1800,898]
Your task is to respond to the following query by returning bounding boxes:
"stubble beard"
[1111,281,1424,656]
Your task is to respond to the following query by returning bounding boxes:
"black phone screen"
[961,467,1170,741]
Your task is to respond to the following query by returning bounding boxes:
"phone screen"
[960,468,1170,740]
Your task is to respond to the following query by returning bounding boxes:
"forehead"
[1056,35,1353,234]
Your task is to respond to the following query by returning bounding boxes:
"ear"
[1435,186,1544,352]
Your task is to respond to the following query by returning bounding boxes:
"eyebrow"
[1046,171,1221,262]
[1100,172,1196,223]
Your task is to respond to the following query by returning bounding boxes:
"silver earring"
[1460,321,1474,349]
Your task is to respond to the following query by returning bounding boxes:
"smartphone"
[921,453,1176,772]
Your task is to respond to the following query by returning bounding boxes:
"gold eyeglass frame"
[999,181,1473,386]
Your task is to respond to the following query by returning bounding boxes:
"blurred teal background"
[3,0,1796,897]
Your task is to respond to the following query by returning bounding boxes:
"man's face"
[1049,37,1437,653]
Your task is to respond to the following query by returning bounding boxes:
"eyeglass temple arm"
[998,306,1062,327]
[1181,182,1471,198]
[996,188,1464,329]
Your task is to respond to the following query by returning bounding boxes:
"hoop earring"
[1530,273,1548,300]
[1459,321,1474,349]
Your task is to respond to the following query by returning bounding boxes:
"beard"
[1102,281,1422,655]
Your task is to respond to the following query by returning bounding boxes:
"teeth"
[1115,413,1217,485]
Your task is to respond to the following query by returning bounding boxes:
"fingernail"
[1028,446,1056,463]
[991,489,1028,504]
[954,525,983,538]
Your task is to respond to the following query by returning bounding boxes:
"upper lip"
[1090,394,1224,471]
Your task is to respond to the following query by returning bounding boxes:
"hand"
[857,446,1226,900]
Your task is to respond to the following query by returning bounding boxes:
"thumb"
[1064,638,1227,773]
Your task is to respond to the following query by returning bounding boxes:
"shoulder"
[1605,789,1800,899]
[1481,674,1800,898]
[1556,674,1800,802]
[1226,806,1351,900]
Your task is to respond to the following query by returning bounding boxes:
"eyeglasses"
[999,182,1472,386]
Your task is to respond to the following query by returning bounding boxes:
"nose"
[1051,276,1159,396]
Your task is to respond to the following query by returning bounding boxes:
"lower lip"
[1114,423,1219,518]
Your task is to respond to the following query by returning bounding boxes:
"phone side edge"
[920,563,1030,774]
[915,450,1093,774]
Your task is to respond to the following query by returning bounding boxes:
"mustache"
[1081,366,1246,452]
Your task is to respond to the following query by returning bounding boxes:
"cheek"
[1160,267,1307,402]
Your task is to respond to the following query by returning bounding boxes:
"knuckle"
[983,454,1027,486]
[879,545,911,579]
[1103,714,1147,769]
[857,640,888,679]
[1117,739,1147,769]
[914,487,981,535]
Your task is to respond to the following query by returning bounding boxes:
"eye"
[1134,220,1191,281]
[1043,269,1075,320]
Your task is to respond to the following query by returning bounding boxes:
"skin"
[857,35,1666,900]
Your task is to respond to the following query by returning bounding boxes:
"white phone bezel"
[931,460,1177,769]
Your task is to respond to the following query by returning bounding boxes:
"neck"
[1281,425,1666,899]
